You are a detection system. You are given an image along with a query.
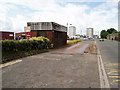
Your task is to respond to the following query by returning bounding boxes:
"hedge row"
[1,37,53,63]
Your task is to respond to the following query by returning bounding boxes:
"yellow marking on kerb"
[0,59,22,68]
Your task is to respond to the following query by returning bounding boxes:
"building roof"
[15,32,26,34]
[0,31,14,33]
[27,22,67,32]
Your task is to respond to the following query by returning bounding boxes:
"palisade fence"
[1,36,53,63]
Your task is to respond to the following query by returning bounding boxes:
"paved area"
[96,39,119,88]
[2,41,100,88]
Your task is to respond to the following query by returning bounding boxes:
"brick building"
[15,27,31,40]
[27,22,67,47]
[107,33,120,41]
[0,31,14,40]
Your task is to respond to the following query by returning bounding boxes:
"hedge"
[1,36,53,63]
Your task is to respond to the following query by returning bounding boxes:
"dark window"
[27,23,31,26]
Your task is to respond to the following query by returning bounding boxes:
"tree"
[118,31,120,33]
[107,28,117,34]
[100,30,109,38]
[112,30,118,34]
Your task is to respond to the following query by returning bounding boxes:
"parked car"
[99,39,104,41]
[88,38,95,41]
[83,38,89,41]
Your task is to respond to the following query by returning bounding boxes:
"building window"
[27,23,31,26]
[9,34,13,36]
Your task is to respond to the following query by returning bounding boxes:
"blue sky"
[0,0,118,35]
[58,2,105,8]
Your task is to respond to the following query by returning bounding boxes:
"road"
[96,39,119,88]
[2,41,100,88]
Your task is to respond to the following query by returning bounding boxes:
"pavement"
[96,39,119,88]
[2,41,100,88]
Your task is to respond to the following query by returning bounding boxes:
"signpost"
[24,27,31,39]
[26,32,30,37]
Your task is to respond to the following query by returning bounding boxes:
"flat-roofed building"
[15,32,27,40]
[0,31,14,40]
[27,22,67,47]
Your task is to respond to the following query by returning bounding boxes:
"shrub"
[1,36,52,63]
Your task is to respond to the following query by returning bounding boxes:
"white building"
[86,28,94,38]
[67,26,76,38]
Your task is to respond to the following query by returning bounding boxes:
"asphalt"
[2,41,100,88]
[96,39,119,88]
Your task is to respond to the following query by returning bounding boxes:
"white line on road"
[95,41,110,89]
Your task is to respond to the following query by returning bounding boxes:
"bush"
[1,36,52,63]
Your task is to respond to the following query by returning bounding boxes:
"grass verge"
[84,43,97,54]
[67,40,82,45]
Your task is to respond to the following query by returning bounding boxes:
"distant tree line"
[100,28,120,38]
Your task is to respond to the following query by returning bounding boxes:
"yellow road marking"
[109,76,120,78]
[106,63,119,66]
[0,59,22,68]
[113,80,120,82]
[107,70,119,75]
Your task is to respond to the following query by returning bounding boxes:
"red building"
[0,31,14,40]
[15,27,31,40]
[27,22,67,47]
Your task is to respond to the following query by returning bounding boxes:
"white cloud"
[0,0,118,36]
[10,15,29,33]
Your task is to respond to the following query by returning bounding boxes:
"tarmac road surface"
[2,41,100,88]
[96,39,119,88]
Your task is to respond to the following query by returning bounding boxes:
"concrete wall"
[27,22,67,32]
[27,22,52,30]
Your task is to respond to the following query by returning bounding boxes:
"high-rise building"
[68,26,76,38]
[86,28,94,38]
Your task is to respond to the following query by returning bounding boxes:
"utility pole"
[98,30,100,38]
[81,29,82,35]
[67,23,68,32]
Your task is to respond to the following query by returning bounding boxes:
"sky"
[0,0,119,35]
